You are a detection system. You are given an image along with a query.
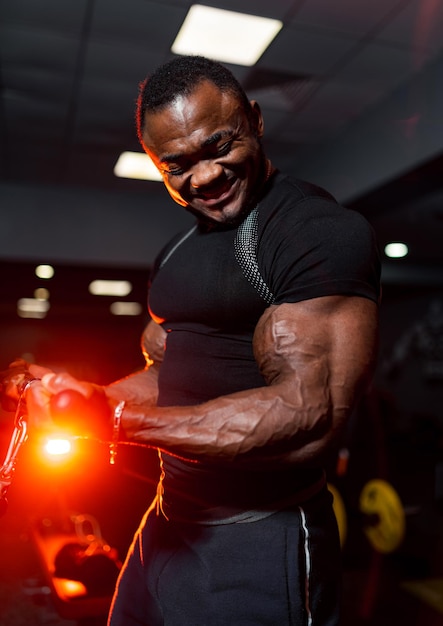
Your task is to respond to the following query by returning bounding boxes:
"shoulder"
[256,172,381,304]
[263,171,337,209]
[259,172,351,236]
[260,171,375,243]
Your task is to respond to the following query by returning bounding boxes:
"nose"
[190,161,224,189]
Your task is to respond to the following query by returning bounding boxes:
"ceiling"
[0,0,443,283]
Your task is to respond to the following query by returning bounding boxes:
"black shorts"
[108,486,341,625]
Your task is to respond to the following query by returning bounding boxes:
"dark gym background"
[1,1,443,624]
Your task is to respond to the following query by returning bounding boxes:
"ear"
[249,100,264,139]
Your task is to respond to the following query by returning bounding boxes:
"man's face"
[142,80,265,226]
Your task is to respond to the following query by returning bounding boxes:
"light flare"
[44,438,72,457]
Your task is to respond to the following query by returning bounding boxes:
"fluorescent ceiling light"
[35,264,54,279]
[17,298,50,319]
[171,5,282,66]
[34,287,50,300]
[114,151,162,181]
[110,301,143,316]
[384,242,409,258]
[89,280,132,297]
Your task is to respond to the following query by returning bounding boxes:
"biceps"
[253,297,378,411]
[141,320,167,367]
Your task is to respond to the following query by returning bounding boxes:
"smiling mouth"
[194,179,237,207]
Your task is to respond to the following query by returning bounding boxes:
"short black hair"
[136,55,253,144]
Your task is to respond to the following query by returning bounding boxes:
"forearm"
[105,366,159,407]
[121,379,342,468]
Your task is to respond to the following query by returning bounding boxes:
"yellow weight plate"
[359,479,405,553]
[328,483,347,548]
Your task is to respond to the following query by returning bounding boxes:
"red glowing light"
[37,433,78,468]
[44,438,72,456]
[49,389,111,440]
[52,577,88,599]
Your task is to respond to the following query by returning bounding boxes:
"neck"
[252,156,275,206]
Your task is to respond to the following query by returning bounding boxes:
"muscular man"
[5,56,380,624]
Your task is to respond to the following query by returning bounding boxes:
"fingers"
[0,359,36,411]
[25,377,112,439]
[2,360,112,439]
[25,380,54,432]
[4,357,30,373]
[28,363,54,379]
[40,372,99,398]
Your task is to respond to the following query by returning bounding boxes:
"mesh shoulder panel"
[234,206,275,305]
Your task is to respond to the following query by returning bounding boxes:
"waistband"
[155,471,327,526]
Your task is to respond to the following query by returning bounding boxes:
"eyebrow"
[202,129,233,147]
[160,129,234,164]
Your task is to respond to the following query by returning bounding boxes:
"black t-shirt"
[147,172,380,519]
[149,172,380,407]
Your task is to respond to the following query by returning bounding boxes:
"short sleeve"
[258,196,381,305]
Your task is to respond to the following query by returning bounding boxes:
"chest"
[149,225,267,330]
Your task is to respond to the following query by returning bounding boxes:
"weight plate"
[359,479,405,553]
[328,483,347,548]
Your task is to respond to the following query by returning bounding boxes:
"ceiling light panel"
[110,302,143,316]
[171,5,283,66]
[384,242,409,258]
[35,264,55,279]
[17,298,50,318]
[89,280,132,297]
[114,151,163,181]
